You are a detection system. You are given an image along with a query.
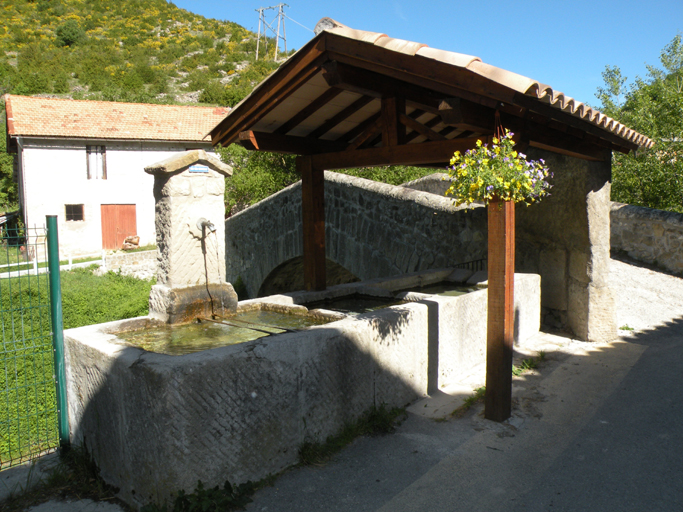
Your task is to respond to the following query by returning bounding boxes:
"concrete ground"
[4,256,683,511]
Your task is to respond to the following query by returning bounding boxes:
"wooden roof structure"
[210,18,652,167]
[209,18,652,293]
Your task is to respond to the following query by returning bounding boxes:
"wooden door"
[101,204,137,250]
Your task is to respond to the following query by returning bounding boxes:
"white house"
[4,95,230,256]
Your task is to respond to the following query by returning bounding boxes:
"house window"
[65,204,84,222]
[86,146,107,180]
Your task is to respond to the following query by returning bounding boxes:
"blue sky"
[172,0,682,108]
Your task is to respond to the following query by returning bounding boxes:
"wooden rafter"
[337,112,380,143]
[239,131,346,154]
[346,117,382,151]
[399,113,446,142]
[275,87,343,135]
[512,92,639,152]
[405,113,443,143]
[307,95,374,140]
[211,36,328,145]
[313,135,512,169]
[323,60,443,113]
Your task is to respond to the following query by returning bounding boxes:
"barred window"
[65,204,84,221]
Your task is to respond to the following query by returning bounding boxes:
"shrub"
[55,20,85,47]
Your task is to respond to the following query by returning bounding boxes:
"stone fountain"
[145,150,238,323]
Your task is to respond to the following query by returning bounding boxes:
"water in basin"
[118,310,329,355]
[404,283,482,297]
[306,294,406,315]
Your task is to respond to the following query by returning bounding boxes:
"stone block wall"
[515,148,615,342]
[225,172,487,298]
[104,249,156,270]
[610,202,683,273]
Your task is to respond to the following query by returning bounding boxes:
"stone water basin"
[399,282,482,297]
[304,294,407,315]
[117,304,334,355]
[65,270,541,509]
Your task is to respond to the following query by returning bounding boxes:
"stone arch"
[225,174,487,299]
[258,256,359,297]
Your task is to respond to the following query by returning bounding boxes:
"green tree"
[218,144,440,216]
[598,35,683,212]
[55,20,85,47]
[0,119,19,211]
[217,144,299,215]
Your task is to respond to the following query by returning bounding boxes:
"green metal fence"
[0,219,67,469]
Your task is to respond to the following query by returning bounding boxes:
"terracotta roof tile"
[316,18,653,149]
[4,95,230,142]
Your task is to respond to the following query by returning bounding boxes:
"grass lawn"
[1,267,153,467]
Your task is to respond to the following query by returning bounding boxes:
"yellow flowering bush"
[445,130,552,206]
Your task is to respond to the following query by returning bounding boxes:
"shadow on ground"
[245,317,683,512]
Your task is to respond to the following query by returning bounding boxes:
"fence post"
[46,215,70,450]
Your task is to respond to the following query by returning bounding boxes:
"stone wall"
[610,202,683,274]
[104,249,156,270]
[515,148,615,342]
[225,172,487,299]
[226,153,615,342]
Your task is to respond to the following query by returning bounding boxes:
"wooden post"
[485,199,515,422]
[298,155,326,291]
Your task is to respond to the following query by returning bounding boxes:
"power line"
[284,14,313,33]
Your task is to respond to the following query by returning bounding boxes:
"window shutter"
[86,146,92,180]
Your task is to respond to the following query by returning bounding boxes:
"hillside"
[0,0,285,106]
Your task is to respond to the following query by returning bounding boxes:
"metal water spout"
[196,218,216,234]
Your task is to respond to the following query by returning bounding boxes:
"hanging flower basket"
[444,130,553,206]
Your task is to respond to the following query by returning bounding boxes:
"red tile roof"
[4,95,230,143]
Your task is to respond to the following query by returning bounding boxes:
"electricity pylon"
[255,4,288,62]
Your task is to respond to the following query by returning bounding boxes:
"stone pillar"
[145,150,238,323]
[516,148,616,342]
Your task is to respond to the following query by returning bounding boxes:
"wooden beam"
[485,199,515,422]
[312,135,502,169]
[405,113,443,143]
[275,87,343,135]
[336,112,381,143]
[499,113,610,161]
[211,36,328,145]
[399,113,446,141]
[347,117,383,151]
[513,92,638,153]
[439,98,463,125]
[381,97,405,147]
[323,60,444,113]
[307,95,374,140]
[238,131,347,154]
[299,156,326,291]
[324,31,513,105]
[439,97,496,132]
